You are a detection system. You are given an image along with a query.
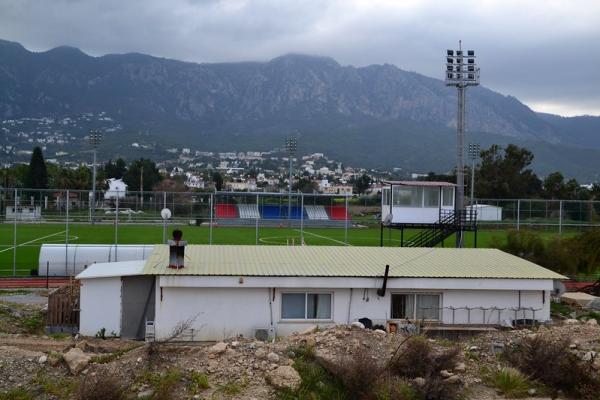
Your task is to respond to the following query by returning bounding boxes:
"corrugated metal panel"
[142,245,566,280]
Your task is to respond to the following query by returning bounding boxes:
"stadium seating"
[326,206,349,220]
[260,205,283,219]
[304,205,329,220]
[237,204,260,219]
[284,206,305,220]
[215,204,238,218]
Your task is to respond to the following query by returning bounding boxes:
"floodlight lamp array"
[468,143,481,159]
[445,49,479,86]
[88,130,103,147]
[285,137,297,154]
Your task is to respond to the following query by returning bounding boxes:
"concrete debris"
[300,325,318,335]
[266,365,302,391]
[266,352,280,363]
[63,347,91,374]
[208,342,227,355]
[350,321,365,329]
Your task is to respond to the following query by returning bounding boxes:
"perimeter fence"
[0,188,352,275]
[2,188,600,275]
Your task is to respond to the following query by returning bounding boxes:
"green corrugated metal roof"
[142,245,566,280]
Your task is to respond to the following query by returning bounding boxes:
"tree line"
[0,147,162,191]
[422,144,600,200]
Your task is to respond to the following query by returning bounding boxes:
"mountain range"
[0,39,599,180]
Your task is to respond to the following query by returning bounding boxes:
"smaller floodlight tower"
[89,130,103,224]
[285,137,297,225]
[445,42,480,247]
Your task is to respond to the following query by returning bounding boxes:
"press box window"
[282,293,332,320]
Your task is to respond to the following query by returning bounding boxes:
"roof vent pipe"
[377,264,390,297]
[168,229,187,269]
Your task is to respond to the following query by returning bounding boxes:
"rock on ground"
[63,347,91,374]
[266,365,302,391]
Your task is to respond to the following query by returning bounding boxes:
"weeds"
[76,374,126,400]
[32,371,77,398]
[488,367,530,398]
[137,369,182,400]
[187,371,210,394]
[505,333,600,399]
[214,380,245,397]
[0,388,33,400]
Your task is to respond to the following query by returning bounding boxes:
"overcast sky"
[1,0,598,116]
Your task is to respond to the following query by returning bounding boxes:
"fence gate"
[45,281,80,333]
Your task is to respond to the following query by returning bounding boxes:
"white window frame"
[280,291,334,321]
[390,292,442,321]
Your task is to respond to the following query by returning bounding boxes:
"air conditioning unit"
[254,327,276,341]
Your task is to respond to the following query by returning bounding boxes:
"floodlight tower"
[88,130,103,223]
[468,143,480,207]
[445,41,479,247]
[285,137,297,225]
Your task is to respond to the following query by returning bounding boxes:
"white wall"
[152,283,552,341]
[79,277,122,336]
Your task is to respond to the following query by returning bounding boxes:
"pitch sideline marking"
[0,230,67,253]
[294,229,350,246]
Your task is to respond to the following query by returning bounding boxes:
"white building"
[105,178,127,199]
[77,245,564,341]
[381,181,455,224]
[5,205,42,221]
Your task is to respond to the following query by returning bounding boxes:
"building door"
[121,276,155,339]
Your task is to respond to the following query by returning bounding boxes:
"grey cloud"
[0,0,598,116]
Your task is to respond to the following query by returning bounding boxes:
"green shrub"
[489,367,530,398]
[505,334,600,399]
[187,371,209,393]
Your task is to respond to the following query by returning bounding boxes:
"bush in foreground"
[504,334,600,399]
[488,367,530,398]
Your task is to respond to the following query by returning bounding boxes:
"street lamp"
[88,130,103,223]
[468,143,480,206]
[285,137,297,225]
[445,42,480,247]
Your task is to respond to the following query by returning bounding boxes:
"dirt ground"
[0,290,599,399]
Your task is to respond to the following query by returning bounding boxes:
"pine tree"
[26,147,48,189]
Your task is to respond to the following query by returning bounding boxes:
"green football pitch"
[0,222,565,276]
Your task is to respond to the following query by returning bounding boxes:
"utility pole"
[88,130,103,224]
[285,137,297,226]
[445,42,480,247]
[140,164,144,209]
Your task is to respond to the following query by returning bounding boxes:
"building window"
[423,188,440,208]
[391,293,440,320]
[442,187,454,207]
[282,293,332,320]
[392,186,422,207]
[382,188,390,206]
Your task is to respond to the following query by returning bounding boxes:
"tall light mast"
[445,41,479,247]
[88,130,103,224]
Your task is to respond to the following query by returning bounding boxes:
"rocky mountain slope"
[1,39,599,179]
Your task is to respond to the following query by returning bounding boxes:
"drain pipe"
[347,288,353,324]
[377,265,390,297]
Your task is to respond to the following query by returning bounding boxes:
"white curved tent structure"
[38,244,155,277]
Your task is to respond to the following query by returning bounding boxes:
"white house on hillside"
[105,178,127,199]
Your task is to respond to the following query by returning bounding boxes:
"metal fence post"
[65,189,69,276]
[300,193,304,245]
[209,194,213,245]
[516,199,520,231]
[13,188,17,276]
[255,193,259,245]
[344,195,349,246]
[559,200,563,235]
[115,190,119,261]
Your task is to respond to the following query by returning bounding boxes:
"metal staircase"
[404,210,476,248]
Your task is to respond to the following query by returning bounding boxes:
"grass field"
[0,222,570,276]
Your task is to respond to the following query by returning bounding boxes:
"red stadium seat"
[326,206,349,220]
[215,204,238,218]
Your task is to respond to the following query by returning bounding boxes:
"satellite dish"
[161,208,172,220]
[383,213,393,226]
[553,280,566,297]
